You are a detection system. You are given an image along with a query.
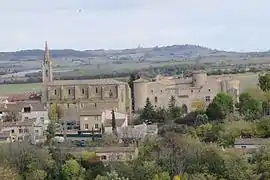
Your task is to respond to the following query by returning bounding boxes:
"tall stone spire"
[42,41,53,83]
[44,41,50,63]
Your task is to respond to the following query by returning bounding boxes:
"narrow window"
[54,89,57,95]
[67,103,70,108]
[95,124,99,129]
[94,103,97,108]
[96,87,98,93]
[208,88,211,92]
[82,88,85,94]
[155,96,158,103]
[45,69,48,77]
[109,89,113,97]
[84,124,89,130]
[68,89,71,95]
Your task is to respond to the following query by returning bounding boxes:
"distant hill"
[0,44,269,61]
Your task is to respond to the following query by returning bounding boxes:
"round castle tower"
[192,70,207,87]
[222,79,240,102]
[133,78,149,111]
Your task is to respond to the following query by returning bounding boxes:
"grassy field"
[0,73,259,94]
[0,83,42,94]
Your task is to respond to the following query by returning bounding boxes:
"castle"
[133,71,240,113]
[41,42,132,115]
[41,42,240,116]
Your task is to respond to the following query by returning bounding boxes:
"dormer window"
[23,106,31,113]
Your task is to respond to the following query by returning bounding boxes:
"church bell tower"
[41,41,53,103]
[42,41,53,83]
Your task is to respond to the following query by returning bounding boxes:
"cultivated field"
[0,83,41,94]
[0,73,259,95]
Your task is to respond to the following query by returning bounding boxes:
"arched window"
[45,69,48,77]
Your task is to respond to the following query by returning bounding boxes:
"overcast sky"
[0,0,270,52]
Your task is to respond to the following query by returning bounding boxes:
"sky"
[0,0,270,52]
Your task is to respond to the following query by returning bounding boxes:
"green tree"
[168,96,182,120]
[206,93,234,121]
[61,159,85,180]
[111,110,117,135]
[153,172,170,180]
[140,98,155,120]
[128,72,140,112]
[48,103,60,121]
[258,72,270,92]
[95,171,129,180]
[238,92,262,120]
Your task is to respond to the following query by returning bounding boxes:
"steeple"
[42,41,53,83]
[44,41,50,64]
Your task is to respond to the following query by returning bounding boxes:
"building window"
[96,87,98,93]
[151,90,153,94]
[84,117,88,121]
[154,96,158,103]
[84,124,89,130]
[45,70,48,77]
[94,103,97,108]
[191,89,193,92]
[82,88,85,94]
[23,107,31,113]
[24,129,29,133]
[95,124,99,129]
[208,88,211,92]
[11,129,14,133]
[35,130,39,133]
[19,129,23,133]
[67,103,70,108]
[109,89,113,97]
[68,89,71,95]
[54,89,57,95]
[241,145,247,148]
[205,96,211,102]
[80,103,84,108]
[94,116,99,120]
[101,155,107,160]
[160,90,163,93]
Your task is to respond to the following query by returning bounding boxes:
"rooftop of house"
[0,118,36,128]
[48,78,126,86]
[234,138,270,145]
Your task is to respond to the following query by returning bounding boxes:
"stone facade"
[41,42,131,116]
[133,71,240,113]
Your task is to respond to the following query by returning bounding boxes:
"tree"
[206,93,234,121]
[47,119,56,142]
[140,98,155,120]
[168,96,182,120]
[258,73,270,92]
[128,72,140,112]
[111,110,117,136]
[48,103,59,121]
[61,159,85,180]
[153,172,170,180]
[238,92,262,120]
[95,171,129,180]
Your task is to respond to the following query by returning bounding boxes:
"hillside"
[0,44,260,61]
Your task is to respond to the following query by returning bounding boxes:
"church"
[41,42,132,115]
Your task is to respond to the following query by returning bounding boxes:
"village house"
[0,118,45,143]
[79,109,128,133]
